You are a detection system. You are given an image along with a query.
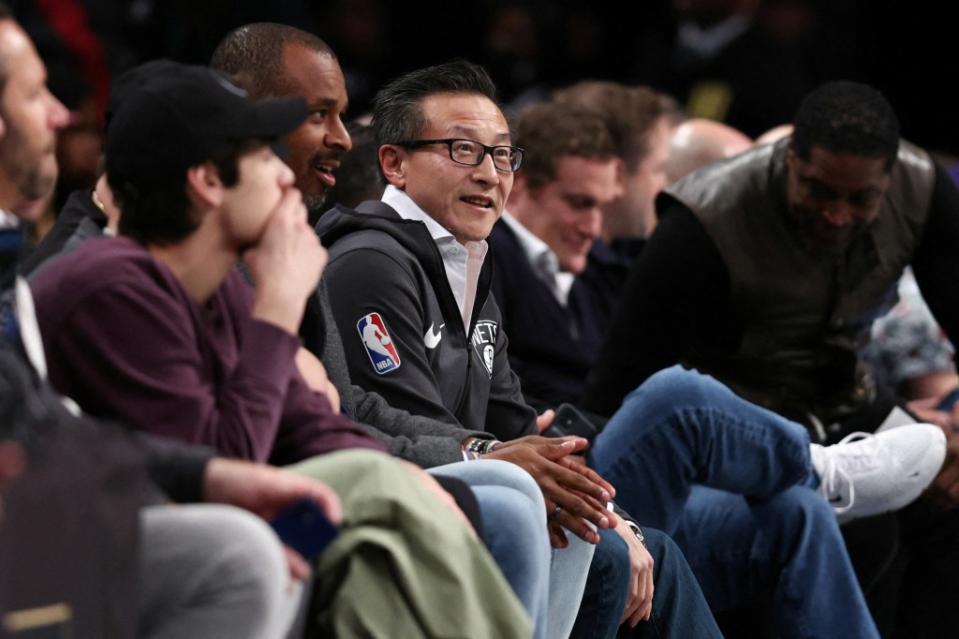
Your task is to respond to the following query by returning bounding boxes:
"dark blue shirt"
[488,221,637,406]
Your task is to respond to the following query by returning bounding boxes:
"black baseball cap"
[105,60,308,190]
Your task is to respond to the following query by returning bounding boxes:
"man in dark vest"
[583,80,959,637]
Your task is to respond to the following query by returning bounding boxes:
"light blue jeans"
[433,457,721,639]
[429,459,594,639]
[590,366,879,639]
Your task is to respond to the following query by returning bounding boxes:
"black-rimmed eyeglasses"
[395,138,524,173]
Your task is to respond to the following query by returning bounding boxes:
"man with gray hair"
[317,57,728,639]
[0,7,317,637]
[664,118,752,184]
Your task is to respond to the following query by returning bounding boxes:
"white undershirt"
[0,210,19,229]
[381,185,488,332]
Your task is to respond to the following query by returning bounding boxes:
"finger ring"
[548,504,562,520]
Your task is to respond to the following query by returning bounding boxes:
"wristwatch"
[625,520,646,548]
[463,437,500,459]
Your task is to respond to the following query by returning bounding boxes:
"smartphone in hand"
[542,403,599,440]
[270,498,339,562]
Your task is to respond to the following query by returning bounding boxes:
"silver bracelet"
[465,438,500,458]
[625,520,646,548]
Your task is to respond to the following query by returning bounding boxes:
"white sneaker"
[809,423,946,522]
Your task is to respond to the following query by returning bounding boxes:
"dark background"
[10,0,959,180]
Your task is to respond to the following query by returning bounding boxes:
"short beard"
[788,206,865,257]
[19,167,55,201]
[304,191,329,227]
[0,118,56,202]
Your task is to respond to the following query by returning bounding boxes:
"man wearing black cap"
[0,9,324,638]
[30,59,532,637]
[37,61,378,461]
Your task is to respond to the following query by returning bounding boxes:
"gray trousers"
[137,504,306,639]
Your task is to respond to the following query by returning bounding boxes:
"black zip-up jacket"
[20,188,107,278]
[318,201,537,441]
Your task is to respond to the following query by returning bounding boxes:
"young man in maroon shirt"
[30,59,530,637]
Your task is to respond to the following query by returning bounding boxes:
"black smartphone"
[270,498,339,562]
[938,387,959,412]
[543,403,598,440]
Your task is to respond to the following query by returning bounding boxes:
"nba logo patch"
[356,312,401,374]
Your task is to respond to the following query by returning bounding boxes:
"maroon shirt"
[31,236,383,464]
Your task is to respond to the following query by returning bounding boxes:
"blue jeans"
[570,527,630,639]
[429,459,594,639]
[571,526,721,639]
[590,366,879,639]
[440,462,718,639]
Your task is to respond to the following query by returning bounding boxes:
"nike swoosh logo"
[424,323,445,349]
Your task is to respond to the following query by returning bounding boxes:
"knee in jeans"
[481,487,543,542]
[763,486,835,535]
[477,459,544,506]
[626,365,718,409]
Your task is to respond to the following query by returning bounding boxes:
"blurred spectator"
[863,153,959,402]
[754,122,793,146]
[19,174,120,278]
[580,80,959,637]
[482,4,545,108]
[494,100,621,406]
[318,0,389,114]
[664,117,752,184]
[629,0,816,136]
[865,268,958,400]
[555,81,681,240]
[0,12,310,637]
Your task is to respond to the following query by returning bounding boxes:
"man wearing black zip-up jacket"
[318,59,730,639]
[320,199,533,438]
[319,190,725,639]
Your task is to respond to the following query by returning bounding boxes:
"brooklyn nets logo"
[470,321,497,378]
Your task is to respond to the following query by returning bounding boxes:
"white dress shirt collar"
[381,185,489,332]
[382,185,454,242]
[0,210,20,229]
[501,211,575,307]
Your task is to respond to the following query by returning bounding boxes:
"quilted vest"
[665,138,935,421]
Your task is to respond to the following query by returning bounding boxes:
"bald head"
[755,123,793,147]
[665,118,752,184]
